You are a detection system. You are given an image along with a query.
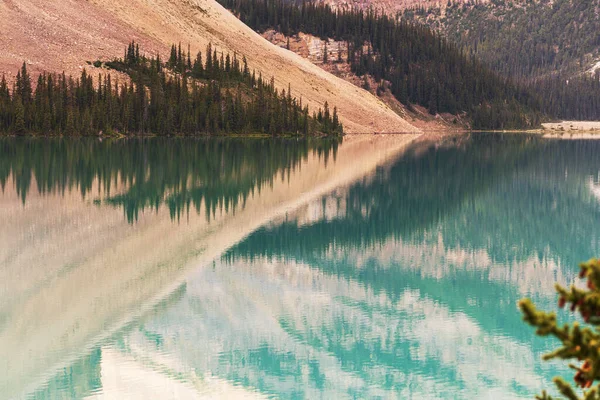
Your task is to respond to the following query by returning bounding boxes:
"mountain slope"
[318,0,600,79]
[320,0,488,13]
[0,0,418,133]
[401,0,600,79]
[219,0,545,129]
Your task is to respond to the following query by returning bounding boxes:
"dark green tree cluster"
[521,259,600,400]
[402,0,600,122]
[529,73,600,121]
[0,41,342,136]
[403,0,600,79]
[219,0,542,129]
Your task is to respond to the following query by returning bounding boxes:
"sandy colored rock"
[542,121,600,132]
[0,0,418,133]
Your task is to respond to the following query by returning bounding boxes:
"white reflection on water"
[4,134,600,399]
[323,237,569,297]
[0,135,417,399]
[99,256,555,399]
[85,346,266,399]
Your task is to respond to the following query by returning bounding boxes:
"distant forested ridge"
[401,0,600,121]
[219,0,544,129]
[403,0,600,79]
[531,74,600,121]
[0,42,342,136]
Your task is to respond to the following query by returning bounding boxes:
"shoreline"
[3,125,600,139]
[0,132,344,139]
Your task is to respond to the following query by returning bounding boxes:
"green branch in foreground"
[519,259,600,400]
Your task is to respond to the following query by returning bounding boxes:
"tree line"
[219,0,543,129]
[402,0,600,122]
[0,41,342,136]
[527,73,600,121]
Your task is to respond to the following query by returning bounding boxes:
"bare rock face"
[0,0,419,133]
[319,0,490,14]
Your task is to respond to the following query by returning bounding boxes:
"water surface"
[1,134,599,399]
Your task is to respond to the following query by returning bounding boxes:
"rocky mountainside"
[309,0,600,121]
[320,0,600,80]
[401,0,600,79]
[321,0,489,13]
[0,0,418,133]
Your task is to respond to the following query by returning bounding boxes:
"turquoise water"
[1,134,599,399]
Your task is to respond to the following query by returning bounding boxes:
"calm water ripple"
[1,134,599,399]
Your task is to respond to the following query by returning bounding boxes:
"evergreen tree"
[12,95,25,133]
[520,259,600,400]
[168,45,177,69]
[332,106,339,132]
[18,62,32,105]
[193,51,204,77]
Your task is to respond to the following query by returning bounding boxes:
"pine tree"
[177,42,183,71]
[0,75,9,131]
[18,63,32,106]
[193,51,204,77]
[332,106,339,132]
[169,45,177,69]
[520,259,600,400]
[205,43,213,78]
[13,95,26,133]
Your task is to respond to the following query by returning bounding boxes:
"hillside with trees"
[0,0,418,134]
[220,0,545,129]
[0,42,341,136]
[400,0,600,121]
[402,0,600,79]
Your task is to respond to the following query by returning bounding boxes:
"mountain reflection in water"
[2,134,600,399]
[0,138,340,223]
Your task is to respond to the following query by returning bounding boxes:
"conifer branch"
[520,259,600,400]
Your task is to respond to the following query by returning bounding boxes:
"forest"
[2,1,597,133]
[0,41,342,136]
[403,0,600,79]
[221,0,600,127]
[403,0,600,121]
[219,0,545,129]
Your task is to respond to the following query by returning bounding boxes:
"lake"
[1,133,599,399]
